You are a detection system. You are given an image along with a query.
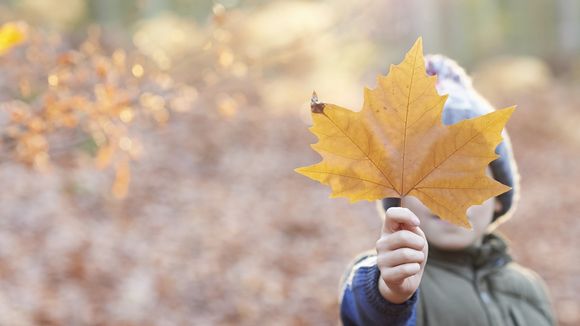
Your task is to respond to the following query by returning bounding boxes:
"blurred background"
[0,0,578,325]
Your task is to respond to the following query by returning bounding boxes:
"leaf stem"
[392,197,402,207]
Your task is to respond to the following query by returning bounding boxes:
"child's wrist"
[378,278,414,304]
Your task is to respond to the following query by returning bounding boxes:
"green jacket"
[340,233,555,325]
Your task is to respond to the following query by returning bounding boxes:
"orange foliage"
[0,24,196,198]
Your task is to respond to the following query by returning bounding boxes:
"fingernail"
[413,218,420,226]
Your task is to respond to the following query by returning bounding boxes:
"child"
[339,55,555,326]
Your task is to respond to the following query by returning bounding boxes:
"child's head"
[378,54,520,250]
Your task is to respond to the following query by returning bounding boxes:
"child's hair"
[380,55,520,227]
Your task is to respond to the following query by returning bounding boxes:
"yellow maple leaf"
[0,22,26,55]
[295,37,514,228]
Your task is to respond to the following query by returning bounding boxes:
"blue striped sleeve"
[339,255,418,326]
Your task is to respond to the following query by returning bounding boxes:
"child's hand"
[376,207,428,304]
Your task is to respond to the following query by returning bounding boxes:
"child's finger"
[376,230,426,252]
[383,207,420,233]
[377,248,425,268]
[397,221,426,241]
[380,263,421,285]
[412,224,427,241]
